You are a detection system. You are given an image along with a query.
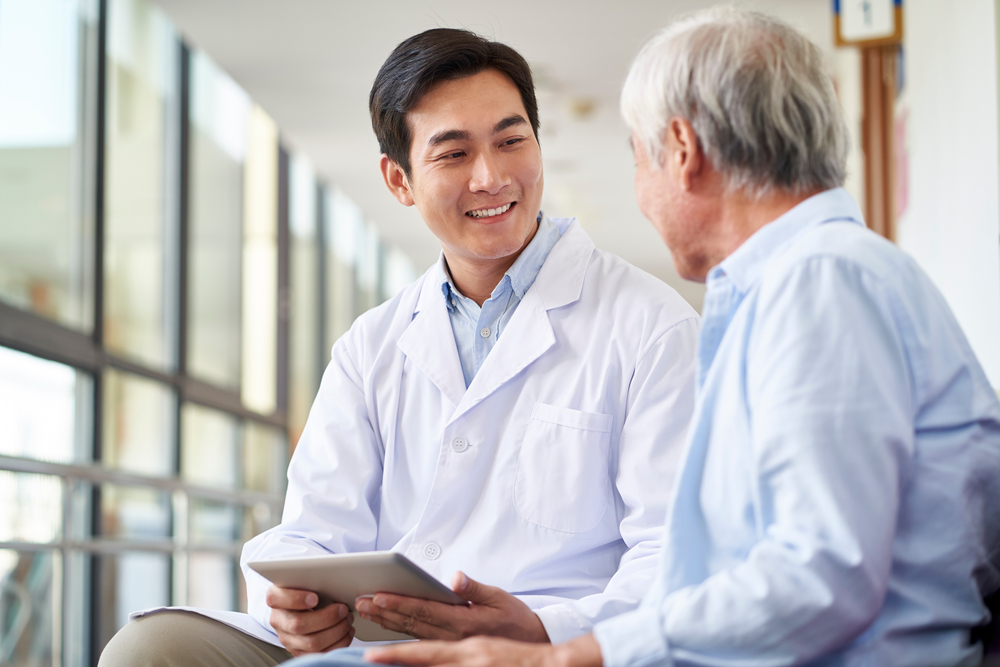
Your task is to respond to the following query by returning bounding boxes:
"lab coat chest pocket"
[514,402,614,533]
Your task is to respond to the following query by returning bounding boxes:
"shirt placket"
[473,283,508,374]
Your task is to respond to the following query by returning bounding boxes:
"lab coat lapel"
[453,220,595,418]
[396,272,467,408]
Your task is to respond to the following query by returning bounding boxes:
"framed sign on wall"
[834,0,904,47]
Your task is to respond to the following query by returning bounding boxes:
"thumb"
[451,571,496,605]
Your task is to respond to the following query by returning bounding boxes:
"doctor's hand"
[266,585,355,656]
[355,571,550,642]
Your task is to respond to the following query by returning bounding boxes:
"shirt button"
[451,436,469,453]
[423,543,441,560]
[480,327,490,338]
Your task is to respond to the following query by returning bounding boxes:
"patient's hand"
[267,585,355,656]
[354,571,549,642]
[366,633,603,667]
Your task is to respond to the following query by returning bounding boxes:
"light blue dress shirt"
[438,213,562,388]
[594,188,1000,666]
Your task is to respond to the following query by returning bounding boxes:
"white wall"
[894,0,1000,387]
[832,47,866,214]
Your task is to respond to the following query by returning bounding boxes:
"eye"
[501,137,524,147]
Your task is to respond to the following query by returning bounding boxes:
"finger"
[359,604,462,640]
[278,614,353,655]
[369,593,469,628]
[271,602,351,637]
[359,609,461,640]
[266,585,322,611]
[366,640,465,665]
[450,572,498,605]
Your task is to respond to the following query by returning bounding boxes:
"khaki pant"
[98,611,294,667]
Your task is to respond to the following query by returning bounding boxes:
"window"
[0,0,99,332]
[0,1,408,663]
[103,0,179,370]
[288,154,320,445]
[187,51,250,391]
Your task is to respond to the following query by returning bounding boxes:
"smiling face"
[380,69,544,268]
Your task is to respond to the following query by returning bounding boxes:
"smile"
[466,202,514,219]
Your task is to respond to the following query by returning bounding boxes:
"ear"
[665,117,704,191]
[380,155,415,207]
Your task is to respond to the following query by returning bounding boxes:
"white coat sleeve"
[534,316,700,643]
[240,326,384,633]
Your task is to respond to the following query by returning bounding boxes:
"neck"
[443,223,538,306]
[444,253,517,306]
[707,186,823,272]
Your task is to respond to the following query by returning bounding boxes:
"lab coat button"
[423,543,441,560]
[480,327,490,338]
[451,437,469,452]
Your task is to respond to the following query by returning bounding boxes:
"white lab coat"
[136,218,699,646]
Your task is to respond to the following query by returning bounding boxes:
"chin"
[469,241,527,261]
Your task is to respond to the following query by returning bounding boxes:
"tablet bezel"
[248,551,466,642]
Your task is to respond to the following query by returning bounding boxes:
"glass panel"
[64,550,90,667]
[101,485,170,541]
[67,480,93,543]
[383,245,417,300]
[102,368,174,476]
[187,50,250,391]
[189,499,238,544]
[0,472,62,544]
[356,220,380,314]
[243,502,277,541]
[187,552,234,611]
[95,552,169,654]
[324,187,360,358]
[0,0,98,331]
[0,549,59,666]
[241,105,278,414]
[243,421,287,494]
[180,403,239,489]
[103,0,179,369]
[0,346,91,463]
[288,154,320,445]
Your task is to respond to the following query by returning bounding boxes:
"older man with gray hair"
[339,7,1000,667]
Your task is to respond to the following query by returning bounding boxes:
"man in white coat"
[98,28,699,666]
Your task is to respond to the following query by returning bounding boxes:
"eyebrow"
[428,129,471,147]
[426,114,529,148]
[493,114,527,134]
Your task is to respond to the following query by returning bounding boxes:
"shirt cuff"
[593,607,671,667]
[535,605,591,644]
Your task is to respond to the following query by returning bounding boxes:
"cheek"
[517,148,544,189]
[634,171,654,219]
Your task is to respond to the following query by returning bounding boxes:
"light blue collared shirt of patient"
[438,212,561,388]
[593,187,1000,667]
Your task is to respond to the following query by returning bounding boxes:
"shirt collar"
[709,187,865,293]
[438,211,560,308]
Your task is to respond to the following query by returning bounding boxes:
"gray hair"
[621,7,848,197]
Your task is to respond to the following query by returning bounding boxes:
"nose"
[469,151,509,194]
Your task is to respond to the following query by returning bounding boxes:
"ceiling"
[155,0,834,311]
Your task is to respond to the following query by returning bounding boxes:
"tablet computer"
[248,551,467,641]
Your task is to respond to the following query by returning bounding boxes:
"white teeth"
[468,203,512,218]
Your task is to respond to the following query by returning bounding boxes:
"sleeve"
[535,315,701,644]
[594,257,916,667]
[240,324,385,633]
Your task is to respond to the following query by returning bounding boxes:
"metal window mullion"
[277,144,290,415]
[316,184,328,368]
[89,0,109,661]
[0,455,281,507]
